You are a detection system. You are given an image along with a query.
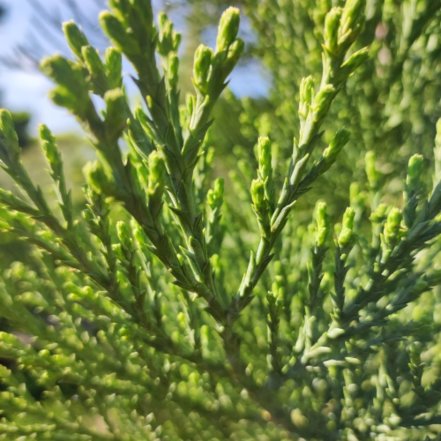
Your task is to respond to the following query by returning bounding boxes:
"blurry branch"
[0,0,107,69]
[0,1,245,72]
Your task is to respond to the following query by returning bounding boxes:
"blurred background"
[0,0,103,134]
[0,0,268,135]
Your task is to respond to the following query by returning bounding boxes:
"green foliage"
[0,0,441,440]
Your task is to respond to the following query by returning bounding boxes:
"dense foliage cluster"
[0,0,441,439]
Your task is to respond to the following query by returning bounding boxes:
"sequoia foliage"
[0,0,441,440]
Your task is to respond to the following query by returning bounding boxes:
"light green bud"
[365,151,380,190]
[384,208,402,246]
[148,151,166,197]
[63,20,89,59]
[193,44,213,92]
[99,11,138,57]
[312,84,336,121]
[41,55,89,115]
[370,203,388,223]
[341,47,369,73]
[173,33,181,51]
[251,178,266,211]
[186,94,195,116]
[324,7,342,55]
[299,76,315,119]
[157,12,177,55]
[39,125,62,176]
[82,46,108,95]
[210,253,222,275]
[323,129,350,161]
[207,178,224,210]
[339,0,365,46]
[225,38,244,67]
[257,136,272,179]
[406,154,424,193]
[314,201,330,247]
[338,207,355,247]
[169,54,179,86]
[0,109,19,164]
[327,327,345,339]
[349,182,360,206]
[290,408,309,428]
[158,11,168,29]
[323,359,346,367]
[82,46,104,74]
[104,88,129,138]
[104,48,123,88]
[345,356,361,365]
[216,7,240,53]
[41,55,86,90]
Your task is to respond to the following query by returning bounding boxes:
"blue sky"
[0,0,269,134]
[0,0,86,133]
